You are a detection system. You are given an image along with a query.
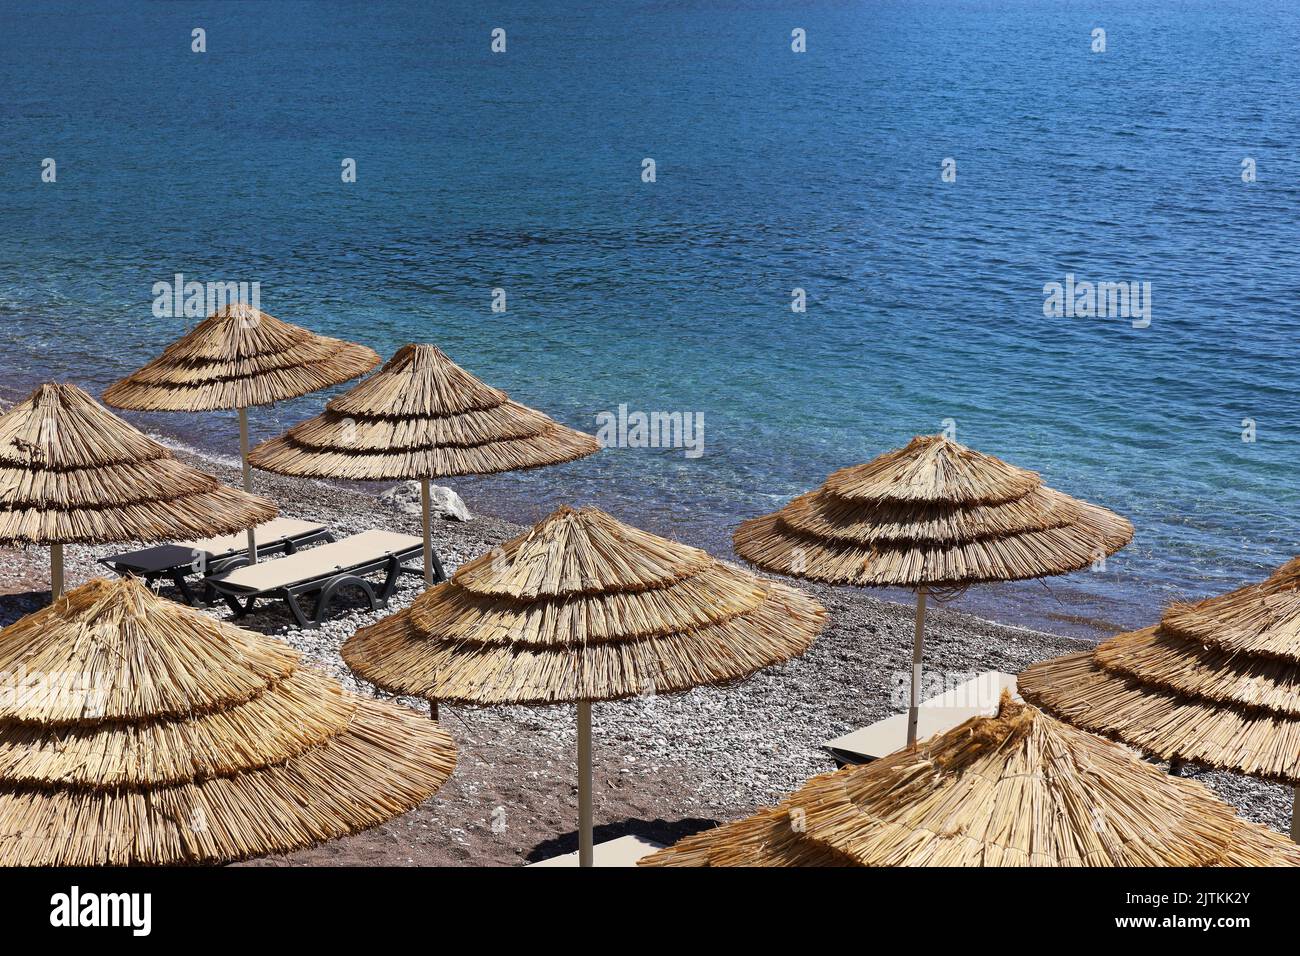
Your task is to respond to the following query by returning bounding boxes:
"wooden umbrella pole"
[578,700,594,867]
[50,543,64,599]
[239,407,257,564]
[906,586,928,748]
[1291,786,1299,843]
[421,477,434,587]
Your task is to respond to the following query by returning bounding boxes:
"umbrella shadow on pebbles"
[0,589,46,628]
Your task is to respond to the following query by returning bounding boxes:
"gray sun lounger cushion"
[98,518,331,606]
[206,530,428,629]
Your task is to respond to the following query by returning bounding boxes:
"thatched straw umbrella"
[1020,557,1300,840]
[343,505,825,866]
[0,384,277,597]
[103,303,379,562]
[248,344,601,586]
[0,577,456,865]
[733,434,1133,746]
[641,695,1300,867]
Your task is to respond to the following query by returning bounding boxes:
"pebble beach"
[0,440,1291,865]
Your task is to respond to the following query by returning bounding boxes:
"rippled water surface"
[2,1,1298,636]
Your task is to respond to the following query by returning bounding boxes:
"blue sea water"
[1,1,1297,637]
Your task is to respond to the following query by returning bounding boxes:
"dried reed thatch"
[0,578,456,866]
[343,505,825,704]
[733,435,1133,587]
[1020,558,1300,784]
[102,304,380,412]
[734,434,1133,746]
[640,695,1300,867]
[345,505,822,866]
[247,344,600,481]
[0,384,276,545]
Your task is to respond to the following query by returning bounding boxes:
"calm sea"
[2,1,1298,637]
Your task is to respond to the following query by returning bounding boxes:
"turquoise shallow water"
[1,1,1298,637]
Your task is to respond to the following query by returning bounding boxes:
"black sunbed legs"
[135,571,202,607]
[294,555,412,629]
[284,592,314,630]
[378,553,402,600]
[320,575,378,620]
[220,593,258,618]
[168,572,202,607]
[107,568,204,608]
[397,551,447,583]
[201,555,244,606]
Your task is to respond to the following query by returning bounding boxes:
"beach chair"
[205,529,427,628]
[98,518,332,606]
[528,835,666,868]
[822,671,1018,766]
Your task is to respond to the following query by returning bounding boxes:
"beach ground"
[1,447,1292,866]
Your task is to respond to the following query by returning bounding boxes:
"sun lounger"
[177,519,332,561]
[823,671,1018,766]
[206,529,425,628]
[98,518,332,606]
[528,835,666,868]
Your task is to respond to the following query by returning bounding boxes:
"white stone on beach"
[380,480,472,522]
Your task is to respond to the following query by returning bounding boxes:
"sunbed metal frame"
[98,526,334,606]
[206,539,435,629]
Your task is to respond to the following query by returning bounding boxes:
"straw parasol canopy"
[0,383,277,596]
[734,434,1133,745]
[1020,557,1300,838]
[248,344,601,584]
[0,577,456,865]
[343,504,825,865]
[102,303,379,412]
[103,303,380,561]
[249,344,601,482]
[640,695,1300,867]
